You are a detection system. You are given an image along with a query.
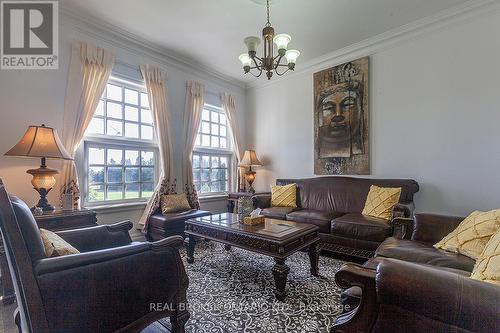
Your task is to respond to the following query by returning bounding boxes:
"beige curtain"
[60,42,114,207]
[220,93,244,191]
[138,65,175,230]
[182,81,205,209]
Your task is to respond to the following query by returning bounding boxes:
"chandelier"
[239,0,300,80]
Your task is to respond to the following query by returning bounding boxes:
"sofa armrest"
[390,217,414,239]
[55,220,133,252]
[332,263,378,333]
[411,213,463,244]
[252,193,272,209]
[391,202,414,218]
[376,258,500,333]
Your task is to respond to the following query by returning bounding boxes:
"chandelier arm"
[274,67,290,76]
[250,68,263,78]
[252,57,263,71]
[273,55,284,69]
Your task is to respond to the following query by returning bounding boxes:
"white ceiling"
[62,0,471,83]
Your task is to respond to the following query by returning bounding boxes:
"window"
[192,103,232,195]
[82,79,157,206]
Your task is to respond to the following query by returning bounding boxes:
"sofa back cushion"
[276,177,419,213]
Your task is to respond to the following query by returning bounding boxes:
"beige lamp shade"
[239,150,262,167]
[5,125,73,160]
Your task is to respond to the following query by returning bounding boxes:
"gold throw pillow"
[40,228,80,257]
[161,194,192,214]
[434,209,500,260]
[470,229,500,285]
[271,183,297,208]
[362,185,402,221]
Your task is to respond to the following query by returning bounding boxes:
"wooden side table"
[0,209,97,304]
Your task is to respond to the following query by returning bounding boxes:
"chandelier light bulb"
[285,49,300,64]
[239,53,252,67]
[244,36,261,53]
[273,34,291,52]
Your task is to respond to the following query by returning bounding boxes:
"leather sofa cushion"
[376,237,475,272]
[286,209,342,233]
[149,210,211,230]
[261,207,298,220]
[331,213,391,242]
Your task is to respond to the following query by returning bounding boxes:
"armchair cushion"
[261,206,298,220]
[286,209,342,233]
[376,237,475,272]
[40,229,79,257]
[331,213,391,242]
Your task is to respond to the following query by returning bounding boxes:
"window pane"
[107,120,123,136]
[201,182,210,193]
[201,169,210,181]
[201,134,210,146]
[141,108,152,124]
[125,106,138,121]
[141,125,153,140]
[107,149,123,165]
[141,151,154,165]
[211,181,221,193]
[220,156,228,168]
[220,114,226,125]
[141,183,154,198]
[219,169,227,180]
[107,102,122,119]
[211,170,219,181]
[202,109,210,121]
[87,118,104,135]
[141,167,154,182]
[201,155,210,168]
[107,184,123,200]
[125,167,139,182]
[195,134,201,146]
[194,182,201,192]
[125,122,139,138]
[141,93,149,108]
[89,167,104,183]
[125,183,140,199]
[107,84,122,101]
[201,121,210,134]
[211,123,219,135]
[211,136,219,148]
[88,185,104,202]
[211,111,219,123]
[193,169,200,181]
[125,150,139,165]
[220,125,227,137]
[89,148,105,165]
[125,89,139,105]
[95,100,104,116]
[211,156,219,168]
[220,138,227,149]
[107,167,123,183]
[193,155,200,168]
[221,181,228,192]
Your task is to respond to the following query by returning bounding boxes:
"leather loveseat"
[253,177,419,259]
[333,213,500,333]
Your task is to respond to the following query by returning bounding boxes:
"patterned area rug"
[159,241,345,333]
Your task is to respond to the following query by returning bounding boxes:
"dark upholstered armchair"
[0,179,189,333]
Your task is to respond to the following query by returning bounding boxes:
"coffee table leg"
[308,242,320,277]
[272,258,290,301]
[186,236,196,264]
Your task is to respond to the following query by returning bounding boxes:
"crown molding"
[246,0,500,90]
[60,4,247,90]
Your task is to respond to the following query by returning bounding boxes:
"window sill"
[199,194,228,203]
[85,201,147,213]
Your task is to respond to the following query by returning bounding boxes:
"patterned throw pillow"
[161,194,192,214]
[40,229,79,257]
[434,209,500,260]
[470,229,500,285]
[271,183,297,208]
[362,185,402,221]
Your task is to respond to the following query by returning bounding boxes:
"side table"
[0,209,97,304]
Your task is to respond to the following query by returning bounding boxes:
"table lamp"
[239,150,262,193]
[5,124,73,212]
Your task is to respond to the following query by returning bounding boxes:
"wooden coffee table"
[184,213,321,301]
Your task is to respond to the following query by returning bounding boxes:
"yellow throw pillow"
[161,194,192,214]
[362,185,402,221]
[271,183,297,208]
[470,229,500,286]
[434,209,500,260]
[40,229,79,257]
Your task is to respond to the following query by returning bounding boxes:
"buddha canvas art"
[313,57,369,175]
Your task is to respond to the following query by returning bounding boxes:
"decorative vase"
[237,196,253,223]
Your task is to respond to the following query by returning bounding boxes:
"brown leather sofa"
[253,177,419,258]
[0,179,190,333]
[333,213,500,333]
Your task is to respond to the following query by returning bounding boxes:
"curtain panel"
[220,93,244,191]
[138,65,176,231]
[182,81,205,209]
[60,42,115,207]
